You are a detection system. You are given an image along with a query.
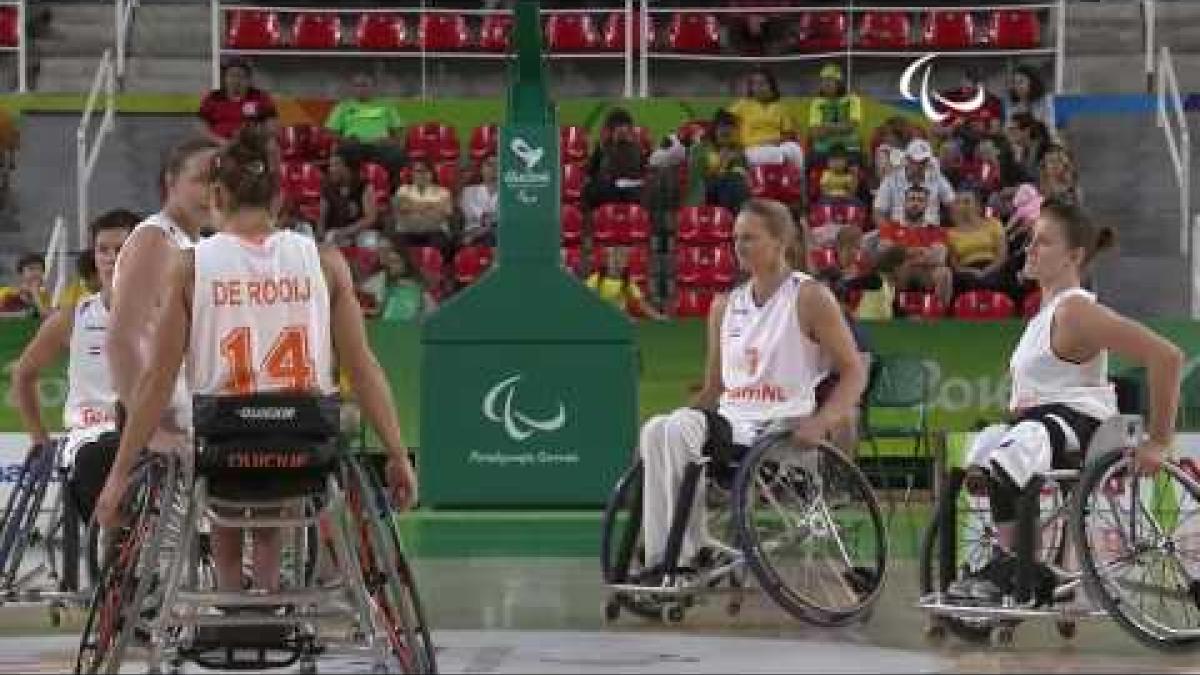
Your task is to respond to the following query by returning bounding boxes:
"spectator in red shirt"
[197,58,277,144]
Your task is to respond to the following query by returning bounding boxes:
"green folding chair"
[859,353,933,514]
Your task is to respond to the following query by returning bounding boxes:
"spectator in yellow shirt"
[818,144,859,203]
[728,68,805,168]
[807,63,863,162]
[0,253,50,319]
[585,247,667,321]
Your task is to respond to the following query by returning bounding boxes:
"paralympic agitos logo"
[900,53,986,123]
[482,374,567,442]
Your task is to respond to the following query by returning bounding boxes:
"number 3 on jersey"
[220,325,316,394]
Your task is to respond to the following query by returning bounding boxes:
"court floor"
[2,553,1199,674]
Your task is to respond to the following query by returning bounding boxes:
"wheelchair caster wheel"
[48,607,61,628]
[604,599,621,622]
[727,600,742,617]
[662,603,685,624]
[924,617,947,643]
[990,625,1016,647]
[1056,620,1077,640]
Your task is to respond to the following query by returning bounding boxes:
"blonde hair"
[738,198,807,273]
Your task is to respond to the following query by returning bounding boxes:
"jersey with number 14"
[190,231,335,396]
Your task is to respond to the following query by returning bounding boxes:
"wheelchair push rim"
[734,434,887,626]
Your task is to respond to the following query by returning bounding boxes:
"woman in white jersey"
[950,199,1183,604]
[638,198,867,579]
[107,137,219,445]
[94,128,417,595]
[11,210,138,520]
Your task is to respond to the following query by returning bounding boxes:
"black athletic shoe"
[843,566,880,597]
[946,548,1017,604]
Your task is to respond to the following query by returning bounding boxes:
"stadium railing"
[76,49,116,251]
[1156,44,1194,317]
[115,0,139,84]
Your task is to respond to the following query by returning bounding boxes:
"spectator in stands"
[1004,112,1050,185]
[807,63,863,163]
[724,0,793,56]
[818,144,859,204]
[877,185,952,301]
[361,237,437,322]
[0,253,50,318]
[197,58,277,144]
[931,66,1004,154]
[1039,144,1080,205]
[393,159,454,253]
[460,154,499,247]
[583,108,647,209]
[729,68,804,168]
[945,188,1007,304]
[648,109,749,212]
[324,72,406,179]
[320,150,380,247]
[1007,65,1056,134]
[871,116,921,186]
[585,246,667,321]
[872,139,954,229]
[847,245,908,321]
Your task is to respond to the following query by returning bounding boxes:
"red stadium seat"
[454,246,494,286]
[226,10,282,49]
[667,13,720,53]
[675,205,734,245]
[355,13,407,50]
[291,13,341,49]
[560,204,584,245]
[833,202,867,228]
[406,123,460,163]
[359,161,391,206]
[675,207,702,246]
[986,10,1040,49]
[674,246,703,287]
[411,246,445,287]
[809,203,835,230]
[560,125,590,165]
[953,290,1017,320]
[593,203,651,246]
[1021,289,1042,319]
[922,11,977,50]
[603,11,655,52]
[749,163,803,204]
[0,7,19,48]
[676,120,710,146]
[561,245,583,276]
[710,245,737,288]
[959,157,1002,194]
[419,13,471,51]
[809,247,839,272]
[672,288,712,318]
[857,11,912,50]
[480,14,514,52]
[561,162,585,204]
[435,162,460,193]
[796,11,847,52]
[276,125,311,162]
[627,246,651,286]
[341,246,382,279]
[898,290,946,320]
[545,14,599,51]
[469,124,500,162]
[281,161,323,205]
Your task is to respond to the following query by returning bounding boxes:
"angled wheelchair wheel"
[1073,449,1200,652]
[75,453,180,675]
[733,434,887,626]
[599,459,666,621]
[0,442,58,588]
[342,456,437,674]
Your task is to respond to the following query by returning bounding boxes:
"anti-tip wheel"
[990,624,1016,647]
[924,617,948,642]
[662,603,685,625]
[604,599,621,622]
[1056,620,1077,640]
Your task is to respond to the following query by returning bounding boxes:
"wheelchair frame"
[73,398,436,675]
[918,415,1200,651]
[602,433,888,627]
[0,438,99,621]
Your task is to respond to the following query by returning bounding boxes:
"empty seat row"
[891,289,1036,321]
[226,9,1041,53]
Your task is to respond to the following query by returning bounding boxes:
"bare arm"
[109,251,191,481]
[11,309,72,445]
[321,246,408,459]
[690,293,728,409]
[107,227,173,403]
[1057,297,1184,449]
[799,282,868,433]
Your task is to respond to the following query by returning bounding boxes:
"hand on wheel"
[385,453,418,511]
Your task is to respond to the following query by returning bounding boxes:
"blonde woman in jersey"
[107,137,220,449]
[949,199,1183,604]
[94,128,417,596]
[638,198,866,579]
[11,210,138,520]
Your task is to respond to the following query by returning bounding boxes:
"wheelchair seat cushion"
[192,393,341,439]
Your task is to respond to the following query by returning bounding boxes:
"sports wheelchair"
[0,436,102,623]
[919,414,1200,651]
[601,430,888,626]
[74,393,436,674]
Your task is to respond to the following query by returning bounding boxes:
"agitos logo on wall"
[900,53,986,123]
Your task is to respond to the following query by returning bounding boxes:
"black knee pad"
[986,460,1021,524]
[67,432,121,523]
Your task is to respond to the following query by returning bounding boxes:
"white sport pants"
[638,408,713,569]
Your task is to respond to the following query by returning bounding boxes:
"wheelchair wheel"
[733,434,886,626]
[75,453,180,674]
[0,442,57,587]
[1073,449,1200,652]
[342,457,437,674]
[599,460,663,620]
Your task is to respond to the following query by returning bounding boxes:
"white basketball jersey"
[112,211,196,429]
[64,293,116,432]
[718,272,831,442]
[190,231,334,396]
[1009,287,1117,420]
